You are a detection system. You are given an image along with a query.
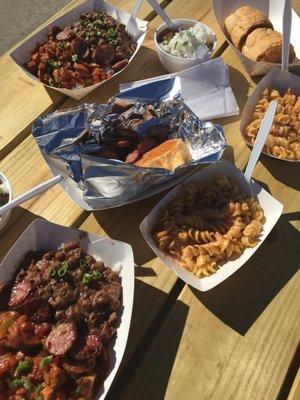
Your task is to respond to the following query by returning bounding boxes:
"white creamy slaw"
[159,22,216,59]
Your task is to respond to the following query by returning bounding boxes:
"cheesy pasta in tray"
[140,158,284,291]
[245,88,300,161]
[151,174,265,278]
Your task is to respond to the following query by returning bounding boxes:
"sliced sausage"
[111,59,128,72]
[62,241,80,251]
[92,45,116,65]
[56,28,75,41]
[72,38,89,58]
[74,334,102,360]
[46,322,77,356]
[125,149,140,164]
[8,281,32,309]
[23,297,53,323]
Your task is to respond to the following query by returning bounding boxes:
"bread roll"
[225,6,273,49]
[242,28,296,63]
[135,138,191,170]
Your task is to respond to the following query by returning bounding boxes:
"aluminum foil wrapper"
[32,77,226,209]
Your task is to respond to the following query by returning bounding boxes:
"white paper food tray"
[10,0,148,100]
[0,218,135,399]
[140,159,283,291]
[212,0,300,76]
[240,67,300,162]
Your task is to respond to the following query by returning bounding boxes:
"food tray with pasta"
[212,0,300,76]
[140,159,282,291]
[10,0,148,100]
[0,219,135,399]
[240,68,300,162]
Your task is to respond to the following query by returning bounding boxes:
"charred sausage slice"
[74,334,102,360]
[46,322,77,355]
[56,28,75,41]
[92,45,116,65]
[8,281,32,309]
[23,297,53,323]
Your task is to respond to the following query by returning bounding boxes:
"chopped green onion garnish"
[49,268,57,278]
[22,377,33,391]
[40,355,53,369]
[107,28,117,38]
[79,259,88,269]
[82,273,92,284]
[47,60,59,69]
[58,265,68,277]
[12,378,23,388]
[58,42,65,50]
[92,270,103,280]
[71,54,78,62]
[15,359,32,376]
[34,383,43,393]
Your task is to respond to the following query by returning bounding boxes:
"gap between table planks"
[0,0,172,159]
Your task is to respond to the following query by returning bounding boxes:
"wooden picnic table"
[0,0,299,399]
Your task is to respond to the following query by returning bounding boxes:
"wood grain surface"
[0,0,299,399]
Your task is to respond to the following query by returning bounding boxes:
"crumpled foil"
[32,76,226,208]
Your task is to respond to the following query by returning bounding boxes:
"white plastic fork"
[146,0,177,30]
[244,100,277,185]
[0,175,63,216]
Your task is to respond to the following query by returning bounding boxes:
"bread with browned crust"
[225,6,273,49]
[135,138,191,170]
[242,28,296,63]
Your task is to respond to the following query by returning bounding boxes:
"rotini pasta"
[152,175,265,278]
[245,88,300,161]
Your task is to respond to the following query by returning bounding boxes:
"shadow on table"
[92,190,167,267]
[276,343,300,400]
[190,211,300,335]
[222,144,235,165]
[0,208,41,260]
[259,153,300,191]
[107,279,188,400]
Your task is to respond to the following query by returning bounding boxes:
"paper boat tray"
[240,68,300,162]
[0,219,135,399]
[212,0,300,76]
[10,0,148,100]
[140,160,283,291]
